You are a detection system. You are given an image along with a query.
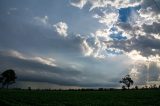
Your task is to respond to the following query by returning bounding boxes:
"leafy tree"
[120,75,133,89]
[0,69,17,88]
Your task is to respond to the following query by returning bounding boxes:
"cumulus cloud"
[69,0,160,86]
[53,22,68,37]
[93,11,119,27]
[70,0,160,61]
[114,0,160,60]
[70,1,160,75]
[80,34,108,59]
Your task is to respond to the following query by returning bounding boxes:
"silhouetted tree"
[28,86,31,91]
[145,85,148,89]
[150,84,157,89]
[120,75,134,89]
[122,85,126,90]
[0,76,3,83]
[153,84,157,89]
[135,85,138,90]
[0,69,17,88]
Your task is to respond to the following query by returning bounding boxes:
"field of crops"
[0,89,160,106]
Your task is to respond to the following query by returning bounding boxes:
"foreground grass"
[0,89,160,106]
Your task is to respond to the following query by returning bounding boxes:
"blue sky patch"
[118,5,141,22]
[110,32,127,41]
[106,48,123,56]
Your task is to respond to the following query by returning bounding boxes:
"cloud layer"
[0,0,160,88]
[0,50,129,88]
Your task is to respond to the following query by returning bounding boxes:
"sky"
[0,0,160,89]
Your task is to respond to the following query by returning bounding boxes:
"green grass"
[0,89,160,106]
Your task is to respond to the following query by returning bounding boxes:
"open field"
[0,89,160,106]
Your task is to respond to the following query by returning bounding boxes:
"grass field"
[0,89,160,106]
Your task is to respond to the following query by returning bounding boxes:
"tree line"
[0,69,159,90]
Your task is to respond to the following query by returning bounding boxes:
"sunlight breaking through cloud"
[0,0,160,88]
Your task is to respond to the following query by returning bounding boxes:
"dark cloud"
[142,22,160,34]
[108,35,160,57]
[141,0,160,13]
[116,22,133,31]
[0,50,126,88]
[0,51,82,86]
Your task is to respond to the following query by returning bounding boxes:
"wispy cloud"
[34,16,50,27]
[70,0,87,9]
[70,0,142,11]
